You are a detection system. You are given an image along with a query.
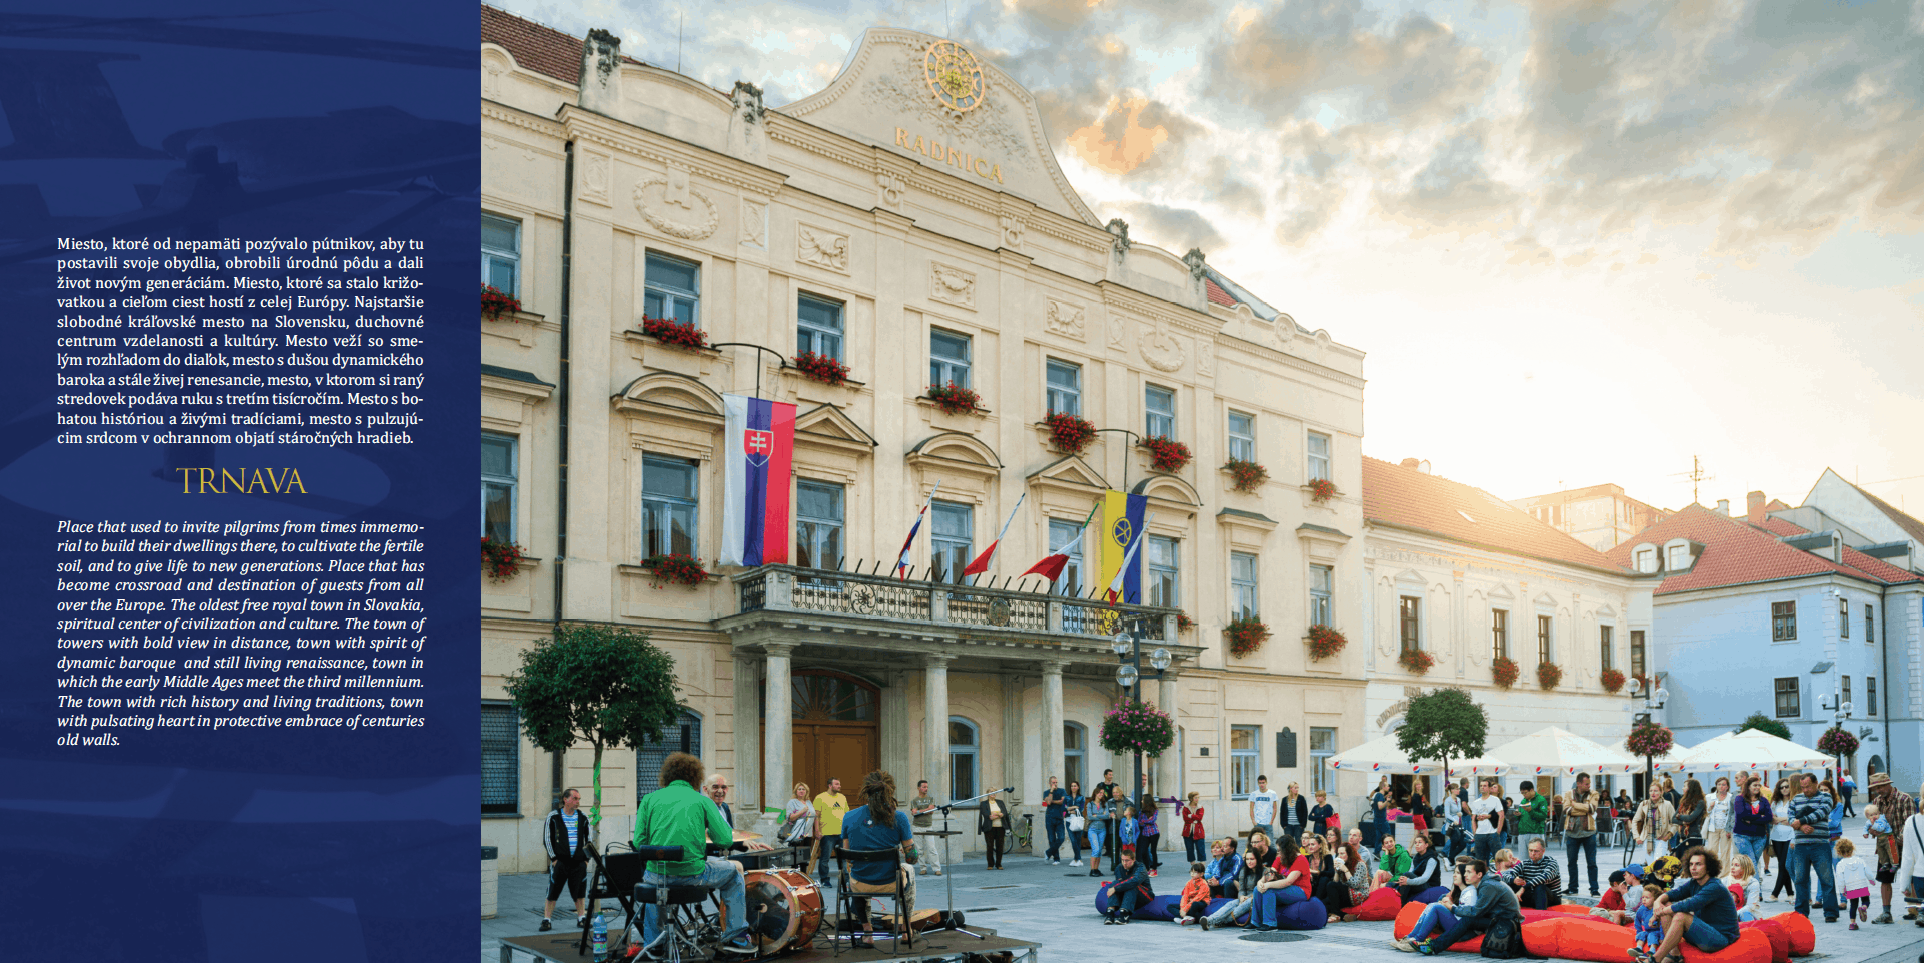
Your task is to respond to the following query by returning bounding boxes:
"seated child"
[1179,861,1213,927]
[1728,855,1762,922]
[1632,882,1665,955]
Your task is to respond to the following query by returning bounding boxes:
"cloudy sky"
[503,0,1924,517]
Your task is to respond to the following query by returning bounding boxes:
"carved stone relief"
[1045,299,1084,340]
[578,149,610,206]
[998,214,1025,250]
[727,81,768,164]
[929,263,974,309]
[857,50,1035,174]
[1196,342,1213,377]
[1108,315,1127,350]
[875,171,906,211]
[482,59,503,98]
[1138,322,1186,372]
[635,165,719,240]
[740,197,767,248]
[798,224,850,273]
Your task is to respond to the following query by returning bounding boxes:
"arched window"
[636,709,703,802]
[1064,722,1087,790]
[949,716,980,803]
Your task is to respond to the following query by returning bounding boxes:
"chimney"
[579,28,622,114]
[1400,458,1420,469]
[1716,499,1730,516]
[1747,490,1765,526]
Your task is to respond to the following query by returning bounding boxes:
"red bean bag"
[1544,902,1592,915]
[1521,916,1636,961]
[1740,918,1791,963]
[1679,927,1771,963]
[1354,887,1404,922]
[1390,902,1485,952]
[1775,912,1814,956]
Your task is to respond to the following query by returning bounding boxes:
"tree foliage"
[1734,712,1792,742]
[504,623,682,826]
[1397,688,1488,779]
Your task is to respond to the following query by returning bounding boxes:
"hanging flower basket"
[482,284,521,320]
[1225,615,1270,658]
[1309,477,1338,503]
[1099,702,1175,756]
[1306,624,1347,660]
[1491,656,1520,689]
[641,315,709,351]
[642,553,708,587]
[1042,411,1096,454]
[1537,661,1563,691]
[1601,668,1627,694]
[1175,611,1195,633]
[1224,459,1268,493]
[1818,726,1859,757]
[481,536,525,581]
[925,381,981,414]
[792,351,850,387]
[1398,649,1435,674]
[1140,436,1192,473]
[1626,720,1673,758]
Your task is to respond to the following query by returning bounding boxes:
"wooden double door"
[767,670,879,810]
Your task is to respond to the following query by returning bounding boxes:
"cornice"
[557,104,789,197]
[1217,330,1366,390]
[1097,281,1222,337]
[482,101,567,140]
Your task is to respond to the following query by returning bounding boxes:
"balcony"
[721,565,1195,667]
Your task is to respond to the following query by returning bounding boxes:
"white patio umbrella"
[1324,731,1509,778]
[1658,728,1832,775]
[1484,726,1643,778]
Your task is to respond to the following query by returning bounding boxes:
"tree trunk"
[591,740,605,830]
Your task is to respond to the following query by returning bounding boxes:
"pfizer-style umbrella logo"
[743,429,773,467]
[1111,517,1133,546]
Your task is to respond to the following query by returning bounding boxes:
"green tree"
[1734,712,1792,742]
[1397,688,1489,784]
[504,623,682,829]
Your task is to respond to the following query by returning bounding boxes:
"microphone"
[1003,787,1015,794]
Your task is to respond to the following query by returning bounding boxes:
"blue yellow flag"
[1098,490,1147,603]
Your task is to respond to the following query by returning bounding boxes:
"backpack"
[1479,916,1526,959]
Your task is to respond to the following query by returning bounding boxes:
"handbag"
[1327,813,1342,829]
[1068,812,1086,832]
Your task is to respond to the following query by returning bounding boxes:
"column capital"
[922,652,957,669]
[1039,659,1066,677]
[763,642,796,658]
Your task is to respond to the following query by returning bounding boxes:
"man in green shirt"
[1516,781,1550,856]
[633,752,756,958]
[909,779,942,876]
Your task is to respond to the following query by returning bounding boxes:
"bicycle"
[997,813,1035,857]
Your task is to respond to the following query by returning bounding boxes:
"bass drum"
[743,867,824,954]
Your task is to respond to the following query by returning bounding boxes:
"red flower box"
[1306,624,1347,660]
[793,351,850,387]
[1140,436,1191,473]
[1491,656,1520,689]
[1398,649,1435,674]
[482,284,521,320]
[1536,660,1563,691]
[1226,616,1270,657]
[1042,411,1096,454]
[1224,459,1268,493]
[641,315,709,351]
[1309,477,1338,503]
[1601,668,1627,694]
[925,381,981,414]
[481,536,525,581]
[643,553,708,587]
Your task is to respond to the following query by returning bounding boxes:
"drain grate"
[1239,932,1311,943]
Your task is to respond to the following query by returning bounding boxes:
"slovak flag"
[894,484,941,579]
[720,394,796,567]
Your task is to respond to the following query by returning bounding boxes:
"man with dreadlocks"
[838,770,918,950]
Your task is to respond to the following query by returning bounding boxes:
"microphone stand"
[924,786,1011,938]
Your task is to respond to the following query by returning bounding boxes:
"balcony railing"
[731,564,1176,643]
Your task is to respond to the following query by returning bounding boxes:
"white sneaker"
[1070,859,1081,867]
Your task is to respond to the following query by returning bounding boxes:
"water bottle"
[592,913,607,961]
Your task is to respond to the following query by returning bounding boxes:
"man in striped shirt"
[1509,838,1563,909]
[1867,773,1917,923]
[1784,773,1839,922]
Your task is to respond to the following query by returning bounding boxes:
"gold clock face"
[925,40,986,113]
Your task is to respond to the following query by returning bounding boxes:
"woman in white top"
[781,781,819,871]
[1705,776,1736,869]
[1767,778,1796,901]
[1894,783,1924,930]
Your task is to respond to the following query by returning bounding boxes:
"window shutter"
[1277,728,1297,768]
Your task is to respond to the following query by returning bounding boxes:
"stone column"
[1041,661,1065,857]
[734,653,762,819]
[1156,671,1181,802]
[923,654,953,803]
[763,642,794,829]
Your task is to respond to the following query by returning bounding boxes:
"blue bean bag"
[1409,886,1449,905]
[1093,882,1180,921]
[1270,896,1329,931]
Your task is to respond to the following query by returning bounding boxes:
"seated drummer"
[704,774,775,861]
[634,752,757,959]
[839,770,917,951]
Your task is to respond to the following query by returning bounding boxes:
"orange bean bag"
[1517,914,1769,963]
[1740,918,1790,963]
[1679,927,1771,963]
[1545,902,1592,915]
[1353,887,1403,922]
[1391,901,1485,952]
[1774,911,1814,956]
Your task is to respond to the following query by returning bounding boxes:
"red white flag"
[893,483,940,578]
[1021,501,1100,583]
[962,493,1025,576]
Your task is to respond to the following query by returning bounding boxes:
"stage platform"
[497,921,1037,963]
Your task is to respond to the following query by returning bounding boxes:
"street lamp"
[1111,615,1170,809]
[1632,674,1669,795]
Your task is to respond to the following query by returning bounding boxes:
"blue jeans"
[1788,840,1839,919]
[1255,886,1306,927]
[1473,833,1499,863]
[817,834,840,884]
[1408,902,1458,941]
[1566,833,1599,893]
[1087,824,1107,870]
[1683,916,1733,952]
[1735,834,1768,869]
[642,858,748,949]
[1206,894,1254,926]
[1046,815,1066,860]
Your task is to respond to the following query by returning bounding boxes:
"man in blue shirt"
[1643,847,1740,960]
[838,770,916,950]
[1785,773,1840,921]
[1043,775,1068,864]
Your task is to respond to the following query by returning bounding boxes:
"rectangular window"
[1772,601,1797,641]
[797,293,844,361]
[1306,431,1331,483]
[1868,676,1877,717]
[1774,677,1800,718]
[481,702,520,815]
[1146,535,1180,607]
[1048,518,1086,597]
[1841,598,1850,639]
[481,432,517,542]
[1230,551,1258,619]
[482,213,520,296]
[641,455,699,557]
[643,251,700,327]
[1843,676,1852,713]
[795,480,844,571]
[1310,728,1338,795]
[929,328,971,389]
[1667,543,1689,570]
[1600,625,1615,672]
[1399,596,1420,653]
[1230,725,1260,799]
[1492,609,1509,661]
[1145,384,1176,439]
[1227,410,1256,463]
[1045,359,1083,416]
[1635,548,1655,573]
[1630,630,1646,679]
[1866,603,1875,644]
[1538,615,1554,663]
[930,500,973,584]
[1308,564,1333,627]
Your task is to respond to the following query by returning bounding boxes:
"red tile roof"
[1204,276,1239,307]
[1600,504,1920,594]
[1362,457,1629,573]
[482,4,642,86]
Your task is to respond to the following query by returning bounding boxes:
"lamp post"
[1111,615,1171,809]
[1632,674,1669,796]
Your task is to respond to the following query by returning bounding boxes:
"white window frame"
[795,479,844,572]
[930,500,974,584]
[1309,564,1332,627]
[1064,721,1087,790]
[1227,410,1256,463]
[1666,543,1690,571]
[949,716,980,803]
[1230,551,1258,619]
[929,328,971,390]
[643,251,701,327]
[1310,727,1338,795]
[482,432,517,542]
[1634,547,1656,573]
[1492,608,1509,660]
[1045,358,1081,416]
[1537,613,1555,664]
[1600,624,1615,673]
[482,213,520,296]
[1145,384,1176,440]
[1399,595,1422,653]
[641,454,700,558]
[1230,725,1260,800]
[797,293,845,361]
[1146,535,1179,608]
[1306,431,1331,482]
[1048,517,1087,597]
